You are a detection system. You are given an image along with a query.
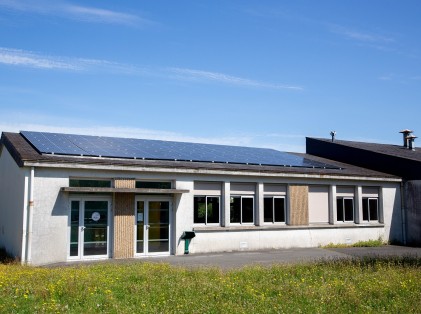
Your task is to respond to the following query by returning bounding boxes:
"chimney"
[399,129,413,148]
[406,134,417,151]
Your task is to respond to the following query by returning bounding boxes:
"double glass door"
[136,198,171,255]
[69,198,110,259]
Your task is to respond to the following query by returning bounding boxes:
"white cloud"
[378,74,393,81]
[329,24,394,44]
[168,67,303,91]
[0,47,137,72]
[0,47,302,91]
[0,47,81,70]
[0,0,149,26]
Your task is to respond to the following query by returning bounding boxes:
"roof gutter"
[22,161,402,183]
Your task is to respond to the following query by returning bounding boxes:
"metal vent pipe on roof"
[399,129,413,148]
[330,131,336,142]
[406,134,417,151]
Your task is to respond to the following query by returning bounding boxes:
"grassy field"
[0,257,420,313]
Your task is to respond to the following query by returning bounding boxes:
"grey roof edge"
[0,132,400,179]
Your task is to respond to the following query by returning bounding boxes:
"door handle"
[81,226,86,231]
[145,225,150,229]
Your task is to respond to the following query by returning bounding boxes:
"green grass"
[0,257,420,313]
[323,237,386,248]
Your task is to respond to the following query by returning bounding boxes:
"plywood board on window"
[289,185,309,225]
[114,178,135,189]
[113,193,135,258]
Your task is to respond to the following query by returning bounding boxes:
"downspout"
[26,167,35,264]
[20,174,29,265]
[400,181,407,245]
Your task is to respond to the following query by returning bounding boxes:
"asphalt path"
[47,245,421,269]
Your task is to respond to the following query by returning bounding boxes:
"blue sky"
[0,1,420,152]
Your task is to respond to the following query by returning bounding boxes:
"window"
[69,179,111,188]
[264,197,285,223]
[337,197,354,222]
[230,196,254,224]
[194,196,220,224]
[362,198,378,221]
[136,181,171,189]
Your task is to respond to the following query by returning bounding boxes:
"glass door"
[136,198,171,255]
[69,198,110,260]
[83,201,109,256]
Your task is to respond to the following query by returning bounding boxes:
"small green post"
[181,231,196,254]
[184,239,190,254]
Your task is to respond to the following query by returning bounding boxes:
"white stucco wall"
[189,227,385,253]
[182,176,401,254]
[20,164,402,264]
[381,183,403,243]
[0,147,29,259]
[30,168,69,265]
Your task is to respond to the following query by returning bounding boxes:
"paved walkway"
[48,245,421,269]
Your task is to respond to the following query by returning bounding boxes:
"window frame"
[336,197,354,223]
[230,195,255,225]
[193,195,221,226]
[263,196,286,224]
[362,197,379,222]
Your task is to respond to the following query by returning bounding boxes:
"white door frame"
[68,196,111,261]
[134,196,172,256]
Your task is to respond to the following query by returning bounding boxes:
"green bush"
[323,237,386,248]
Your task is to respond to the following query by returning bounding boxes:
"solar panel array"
[21,131,340,169]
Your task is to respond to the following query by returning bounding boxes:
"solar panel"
[20,131,340,169]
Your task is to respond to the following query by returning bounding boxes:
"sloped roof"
[306,137,421,180]
[0,131,399,179]
[309,137,421,162]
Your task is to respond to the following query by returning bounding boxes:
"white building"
[0,131,403,265]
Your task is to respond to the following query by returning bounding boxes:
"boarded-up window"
[308,186,329,223]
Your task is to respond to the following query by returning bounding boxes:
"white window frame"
[193,195,221,226]
[263,196,286,224]
[362,197,379,222]
[67,195,111,261]
[230,195,255,225]
[134,196,172,257]
[336,197,354,223]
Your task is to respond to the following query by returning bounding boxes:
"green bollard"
[181,231,196,254]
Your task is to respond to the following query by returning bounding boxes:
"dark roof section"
[0,132,399,179]
[307,137,421,180]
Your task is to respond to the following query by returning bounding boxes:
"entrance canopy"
[61,187,189,194]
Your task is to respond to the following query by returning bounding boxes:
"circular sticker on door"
[91,212,101,222]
